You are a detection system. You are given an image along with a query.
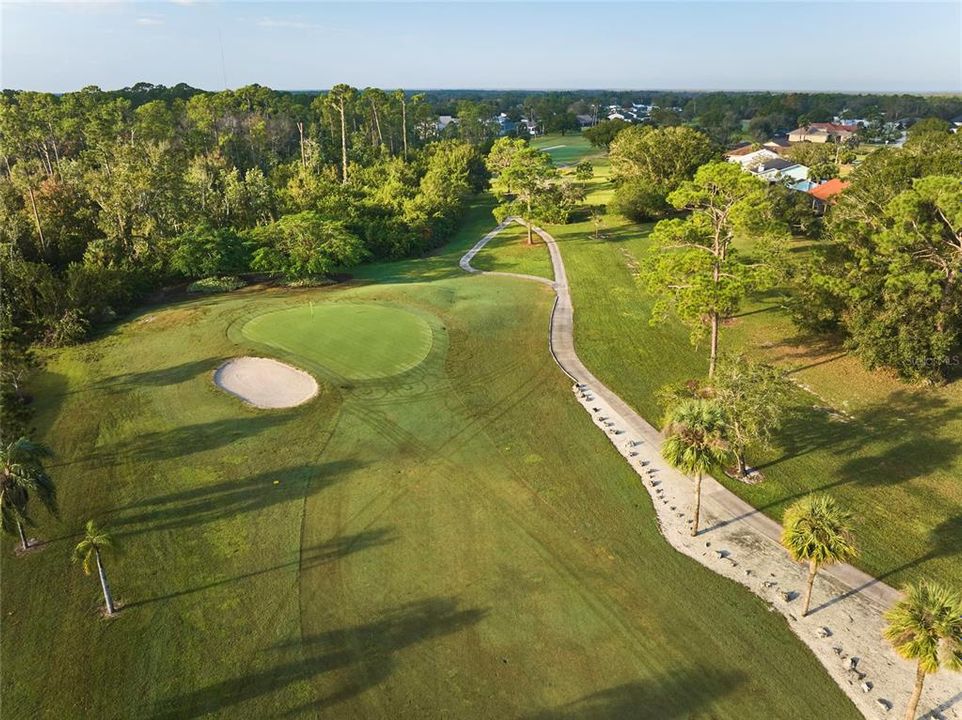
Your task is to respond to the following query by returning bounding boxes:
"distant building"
[763,138,792,154]
[788,123,858,144]
[725,147,779,168]
[437,115,458,132]
[750,157,809,183]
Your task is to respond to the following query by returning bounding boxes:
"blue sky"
[2,1,960,93]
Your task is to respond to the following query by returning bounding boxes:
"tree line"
[0,83,492,440]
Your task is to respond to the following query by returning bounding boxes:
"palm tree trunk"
[903,663,926,720]
[691,472,702,536]
[736,450,747,477]
[95,548,115,616]
[17,521,28,551]
[803,558,818,616]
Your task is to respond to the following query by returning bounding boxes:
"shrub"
[610,181,669,222]
[186,276,247,294]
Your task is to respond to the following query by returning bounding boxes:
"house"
[950,115,962,133]
[576,114,596,128]
[763,138,792,154]
[832,116,868,128]
[725,147,778,168]
[790,179,818,192]
[749,157,809,183]
[788,123,858,144]
[437,115,458,132]
[808,178,850,212]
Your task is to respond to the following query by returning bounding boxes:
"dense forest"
[2,83,961,441]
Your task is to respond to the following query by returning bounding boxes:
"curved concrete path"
[462,217,962,720]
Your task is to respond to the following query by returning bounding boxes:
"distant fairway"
[531,133,596,166]
[243,303,434,381]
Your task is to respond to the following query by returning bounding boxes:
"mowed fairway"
[1,198,858,719]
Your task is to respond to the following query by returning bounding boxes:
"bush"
[285,276,336,288]
[45,308,90,347]
[610,181,669,222]
[170,225,251,279]
[186,276,247,294]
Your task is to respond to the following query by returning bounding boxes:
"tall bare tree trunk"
[708,311,719,378]
[371,101,383,147]
[803,558,818,616]
[339,99,348,184]
[96,548,115,616]
[525,199,533,245]
[26,184,47,256]
[17,521,28,551]
[903,664,926,720]
[691,472,702,536]
[296,121,306,168]
[401,96,408,160]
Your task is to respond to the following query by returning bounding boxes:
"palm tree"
[0,437,57,551]
[884,582,962,720]
[74,521,118,616]
[661,399,731,536]
[781,494,858,616]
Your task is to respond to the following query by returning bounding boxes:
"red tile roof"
[725,145,757,156]
[808,179,851,202]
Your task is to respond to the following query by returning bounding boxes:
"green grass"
[1,196,859,719]
[243,303,435,381]
[469,222,553,280]
[531,132,597,166]
[543,156,962,591]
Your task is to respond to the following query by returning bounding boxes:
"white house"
[725,147,779,168]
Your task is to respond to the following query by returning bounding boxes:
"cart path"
[461,217,962,720]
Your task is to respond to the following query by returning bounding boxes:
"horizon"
[3,1,960,94]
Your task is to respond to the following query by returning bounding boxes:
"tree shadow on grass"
[759,388,962,484]
[128,526,397,608]
[93,358,223,392]
[525,668,748,719]
[147,597,488,719]
[110,461,360,536]
[82,413,300,467]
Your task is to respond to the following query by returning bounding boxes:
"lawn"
[1,196,858,719]
[535,155,962,591]
[469,222,553,280]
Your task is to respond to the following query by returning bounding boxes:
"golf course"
[1,197,861,718]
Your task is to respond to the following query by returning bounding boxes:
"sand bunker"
[213,357,318,409]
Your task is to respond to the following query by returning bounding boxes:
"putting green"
[242,302,434,381]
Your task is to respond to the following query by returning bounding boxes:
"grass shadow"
[110,461,360,535]
[147,597,487,719]
[525,667,748,719]
[128,526,397,607]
